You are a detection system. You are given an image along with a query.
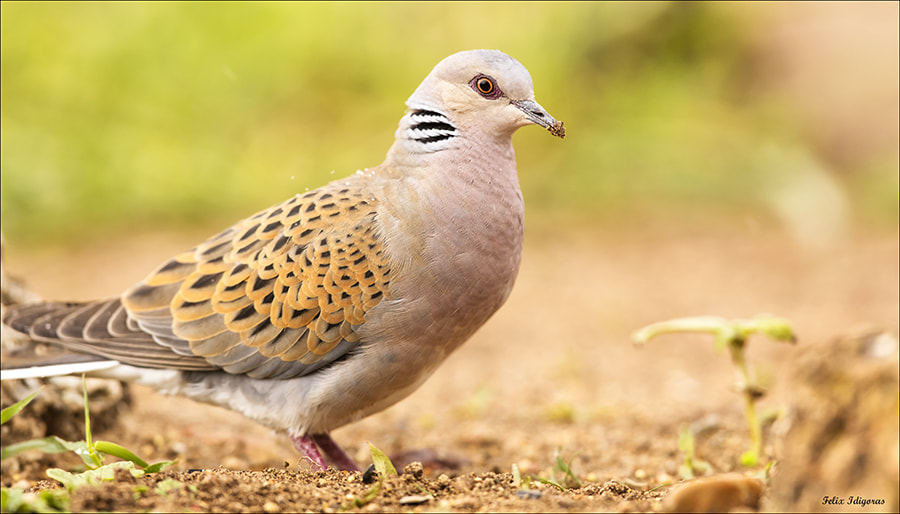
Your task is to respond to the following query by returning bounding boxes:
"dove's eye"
[470,75,502,99]
[476,77,493,94]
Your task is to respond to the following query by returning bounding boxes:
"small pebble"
[361,464,377,484]
[516,489,542,500]
[454,474,475,491]
[403,461,424,479]
[399,495,432,505]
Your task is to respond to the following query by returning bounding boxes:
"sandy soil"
[1,217,898,512]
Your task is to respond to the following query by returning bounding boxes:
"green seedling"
[343,442,399,509]
[2,377,174,482]
[528,475,565,491]
[154,478,187,496]
[2,379,175,512]
[677,425,712,479]
[1,485,70,513]
[47,461,143,491]
[512,448,583,492]
[551,449,582,489]
[2,376,175,473]
[512,463,523,488]
[512,463,560,492]
[633,314,795,467]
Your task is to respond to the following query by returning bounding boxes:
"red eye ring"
[469,74,502,99]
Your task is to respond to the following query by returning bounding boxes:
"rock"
[766,331,899,512]
[664,473,764,513]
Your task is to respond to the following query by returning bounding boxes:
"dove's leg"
[291,434,359,471]
[291,434,328,471]
[312,433,360,471]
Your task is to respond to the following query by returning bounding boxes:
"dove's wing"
[123,177,392,379]
[5,177,392,380]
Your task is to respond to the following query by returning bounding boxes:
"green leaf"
[91,441,173,473]
[143,460,177,474]
[0,389,41,425]
[1,485,70,513]
[352,482,382,508]
[72,444,105,470]
[554,452,582,489]
[93,440,173,473]
[0,487,23,513]
[1,436,73,461]
[753,315,797,343]
[154,478,183,496]
[367,442,397,478]
[532,476,565,491]
[94,441,148,468]
[47,461,142,491]
[132,485,150,501]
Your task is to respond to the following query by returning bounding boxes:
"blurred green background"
[2,2,898,246]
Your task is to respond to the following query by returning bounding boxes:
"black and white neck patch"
[406,109,458,145]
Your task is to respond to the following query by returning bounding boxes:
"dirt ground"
[1,216,898,512]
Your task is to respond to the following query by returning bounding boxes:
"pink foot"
[291,433,360,471]
[291,434,327,470]
[312,433,360,471]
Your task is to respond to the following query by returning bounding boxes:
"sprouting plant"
[516,469,564,491]
[1,376,175,474]
[343,442,399,509]
[1,484,70,513]
[551,449,582,489]
[512,448,583,492]
[677,425,712,479]
[1,375,175,512]
[633,314,796,467]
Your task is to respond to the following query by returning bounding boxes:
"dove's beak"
[513,99,565,139]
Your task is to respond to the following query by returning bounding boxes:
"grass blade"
[0,389,41,424]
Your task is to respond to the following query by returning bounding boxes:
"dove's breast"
[280,143,525,433]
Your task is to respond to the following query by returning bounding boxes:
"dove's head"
[407,49,565,140]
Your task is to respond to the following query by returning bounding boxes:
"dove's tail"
[1,301,123,379]
[4,299,136,344]
[2,300,214,380]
